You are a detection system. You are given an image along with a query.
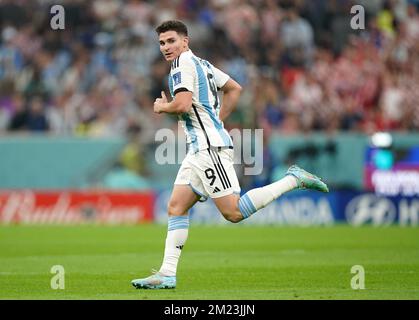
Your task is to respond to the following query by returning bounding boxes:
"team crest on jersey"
[173,72,181,85]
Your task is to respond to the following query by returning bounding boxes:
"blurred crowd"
[0,0,418,180]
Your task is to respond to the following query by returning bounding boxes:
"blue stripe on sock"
[168,216,189,231]
[169,223,189,230]
[238,199,251,218]
[238,197,251,219]
[169,222,189,228]
[168,221,189,228]
[239,199,252,218]
[239,194,257,219]
[239,199,247,219]
[169,219,188,224]
[243,194,257,213]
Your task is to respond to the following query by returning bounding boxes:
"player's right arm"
[154,90,192,114]
[218,78,242,122]
[154,54,195,115]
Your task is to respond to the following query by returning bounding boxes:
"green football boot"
[132,271,176,289]
[286,165,329,193]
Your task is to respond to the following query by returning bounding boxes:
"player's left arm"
[154,90,192,114]
[218,78,242,122]
[211,65,242,122]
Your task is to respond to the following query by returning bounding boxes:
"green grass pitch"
[0,224,418,300]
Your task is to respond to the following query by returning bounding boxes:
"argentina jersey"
[168,50,233,154]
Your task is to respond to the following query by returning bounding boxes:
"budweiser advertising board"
[0,190,154,224]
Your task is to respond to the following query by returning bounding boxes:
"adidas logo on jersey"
[213,187,220,193]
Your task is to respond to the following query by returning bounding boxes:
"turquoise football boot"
[131,270,176,289]
[286,165,329,193]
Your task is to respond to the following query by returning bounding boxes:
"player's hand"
[154,91,168,113]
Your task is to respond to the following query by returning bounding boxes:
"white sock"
[159,216,189,276]
[239,175,297,219]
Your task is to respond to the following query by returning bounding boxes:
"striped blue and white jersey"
[168,50,233,154]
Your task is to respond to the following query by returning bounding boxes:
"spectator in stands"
[7,93,27,131]
[26,95,49,132]
[280,4,314,66]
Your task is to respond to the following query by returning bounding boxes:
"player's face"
[159,31,189,62]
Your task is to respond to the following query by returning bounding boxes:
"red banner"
[0,190,154,224]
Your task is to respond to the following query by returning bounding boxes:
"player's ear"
[183,36,189,48]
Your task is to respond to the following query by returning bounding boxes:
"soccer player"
[132,20,328,289]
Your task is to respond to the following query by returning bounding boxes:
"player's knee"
[222,210,243,223]
[167,199,186,216]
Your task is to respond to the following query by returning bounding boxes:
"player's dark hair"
[155,20,188,36]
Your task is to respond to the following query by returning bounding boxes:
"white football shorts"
[174,148,241,201]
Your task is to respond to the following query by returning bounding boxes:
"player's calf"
[213,194,244,223]
[220,210,243,223]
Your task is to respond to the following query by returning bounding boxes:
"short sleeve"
[171,56,195,95]
[212,66,230,89]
